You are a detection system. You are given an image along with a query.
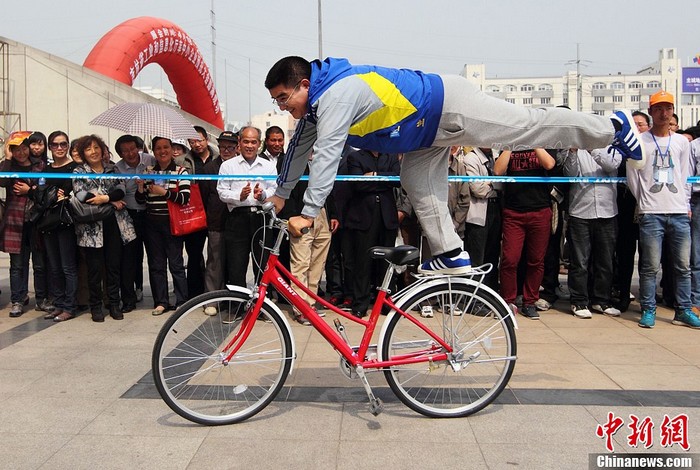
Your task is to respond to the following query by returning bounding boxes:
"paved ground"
[0,263,699,469]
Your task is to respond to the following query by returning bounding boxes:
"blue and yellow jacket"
[308,57,444,152]
[277,57,444,218]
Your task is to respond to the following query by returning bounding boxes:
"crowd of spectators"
[2,90,700,329]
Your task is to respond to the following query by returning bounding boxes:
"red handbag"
[168,183,208,236]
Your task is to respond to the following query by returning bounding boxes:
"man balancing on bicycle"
[265,56,645,275]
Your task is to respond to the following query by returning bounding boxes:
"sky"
[0,0,696,125]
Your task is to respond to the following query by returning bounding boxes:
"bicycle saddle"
[369,245,419,265]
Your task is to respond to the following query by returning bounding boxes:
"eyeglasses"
[49,141,69,149]
[272,81,302,107]
[219,144,238,152]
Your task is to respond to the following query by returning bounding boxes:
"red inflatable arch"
[84,16,224,129]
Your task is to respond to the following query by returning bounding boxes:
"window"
[540,97,551,104]
[523,98,533,105]
[629,81,643,89]
[631,95,640,102]
[505,84,517,92]
[612,96,623,103]
[563,96,569,105]
[611,82,625,90]
[486,85,500,92]
[594,96,605,103]
[593,111,605,116]
[505,98,515,104]
[647,80,661,89]
[538,83,553,91]
[592,82,607,90]
[520,84,534,92]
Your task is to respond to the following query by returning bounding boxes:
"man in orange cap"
[627,90,700,329]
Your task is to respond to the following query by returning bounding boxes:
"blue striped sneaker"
[418,251,472,275]
[610,110,647,169]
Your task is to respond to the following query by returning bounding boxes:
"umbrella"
[89,102,201,141]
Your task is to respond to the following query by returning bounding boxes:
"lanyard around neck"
[651,131,671,161]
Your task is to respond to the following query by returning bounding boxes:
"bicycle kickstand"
[355,365,384,416]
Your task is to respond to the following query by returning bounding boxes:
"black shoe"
[92,311,105,323]
[121,304,136,314]
[519,305,540,320]
[352,309,367,319]
[110,306,124,320]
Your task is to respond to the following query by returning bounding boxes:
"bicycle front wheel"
[152,290,293,425]
[381,282,516,418]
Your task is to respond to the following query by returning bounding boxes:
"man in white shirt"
[217,127,277,287]
[627,91,700,329]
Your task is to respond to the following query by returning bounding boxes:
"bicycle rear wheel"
[381,282,516,417]
[152,290,293,425]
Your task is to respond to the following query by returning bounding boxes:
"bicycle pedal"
[369,398,384,416]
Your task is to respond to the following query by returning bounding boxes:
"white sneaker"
[571,304,592,319]
[204,306,218,316]
[591,304,621,317]
[534,298,552,311]
[420,305,434,318]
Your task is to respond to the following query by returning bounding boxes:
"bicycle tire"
[381,281,516,418]
[152,290,293,425]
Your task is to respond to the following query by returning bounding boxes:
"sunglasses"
[49,141,69,149]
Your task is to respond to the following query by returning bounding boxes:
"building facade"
[462,48,700,128]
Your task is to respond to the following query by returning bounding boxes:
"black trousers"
[224,208,270,288]
[184,229,207,298]
[349,203,397,314]
[83,215,122,313]
[464,200,503,290]
[144,216,188,308]
[568,216,617,305]
[613,188,639,309]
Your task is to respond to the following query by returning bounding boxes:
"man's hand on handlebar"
[266,195,286,214]
[288,215,313,238]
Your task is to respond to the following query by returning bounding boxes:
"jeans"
[567,216,617,306]
[9,249,30,304]
[44,226,78,314]
[121,209,146,306]
[638,213,691,310]
[691,196,700,306]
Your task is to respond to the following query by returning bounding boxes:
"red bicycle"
[152,204,517,425]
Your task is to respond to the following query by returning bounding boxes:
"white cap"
[172,138,190,150]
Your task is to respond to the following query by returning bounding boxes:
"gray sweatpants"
[401,75,616,256]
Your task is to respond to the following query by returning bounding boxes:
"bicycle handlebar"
[259,201,310,235]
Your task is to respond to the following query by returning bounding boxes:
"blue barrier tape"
[2,172,700,184]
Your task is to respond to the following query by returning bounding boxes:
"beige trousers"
[290,208,332,307]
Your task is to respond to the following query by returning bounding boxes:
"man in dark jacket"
[343,149,400,317]
[200,131,237,314]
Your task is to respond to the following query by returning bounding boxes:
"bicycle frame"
[219,234,454,371]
